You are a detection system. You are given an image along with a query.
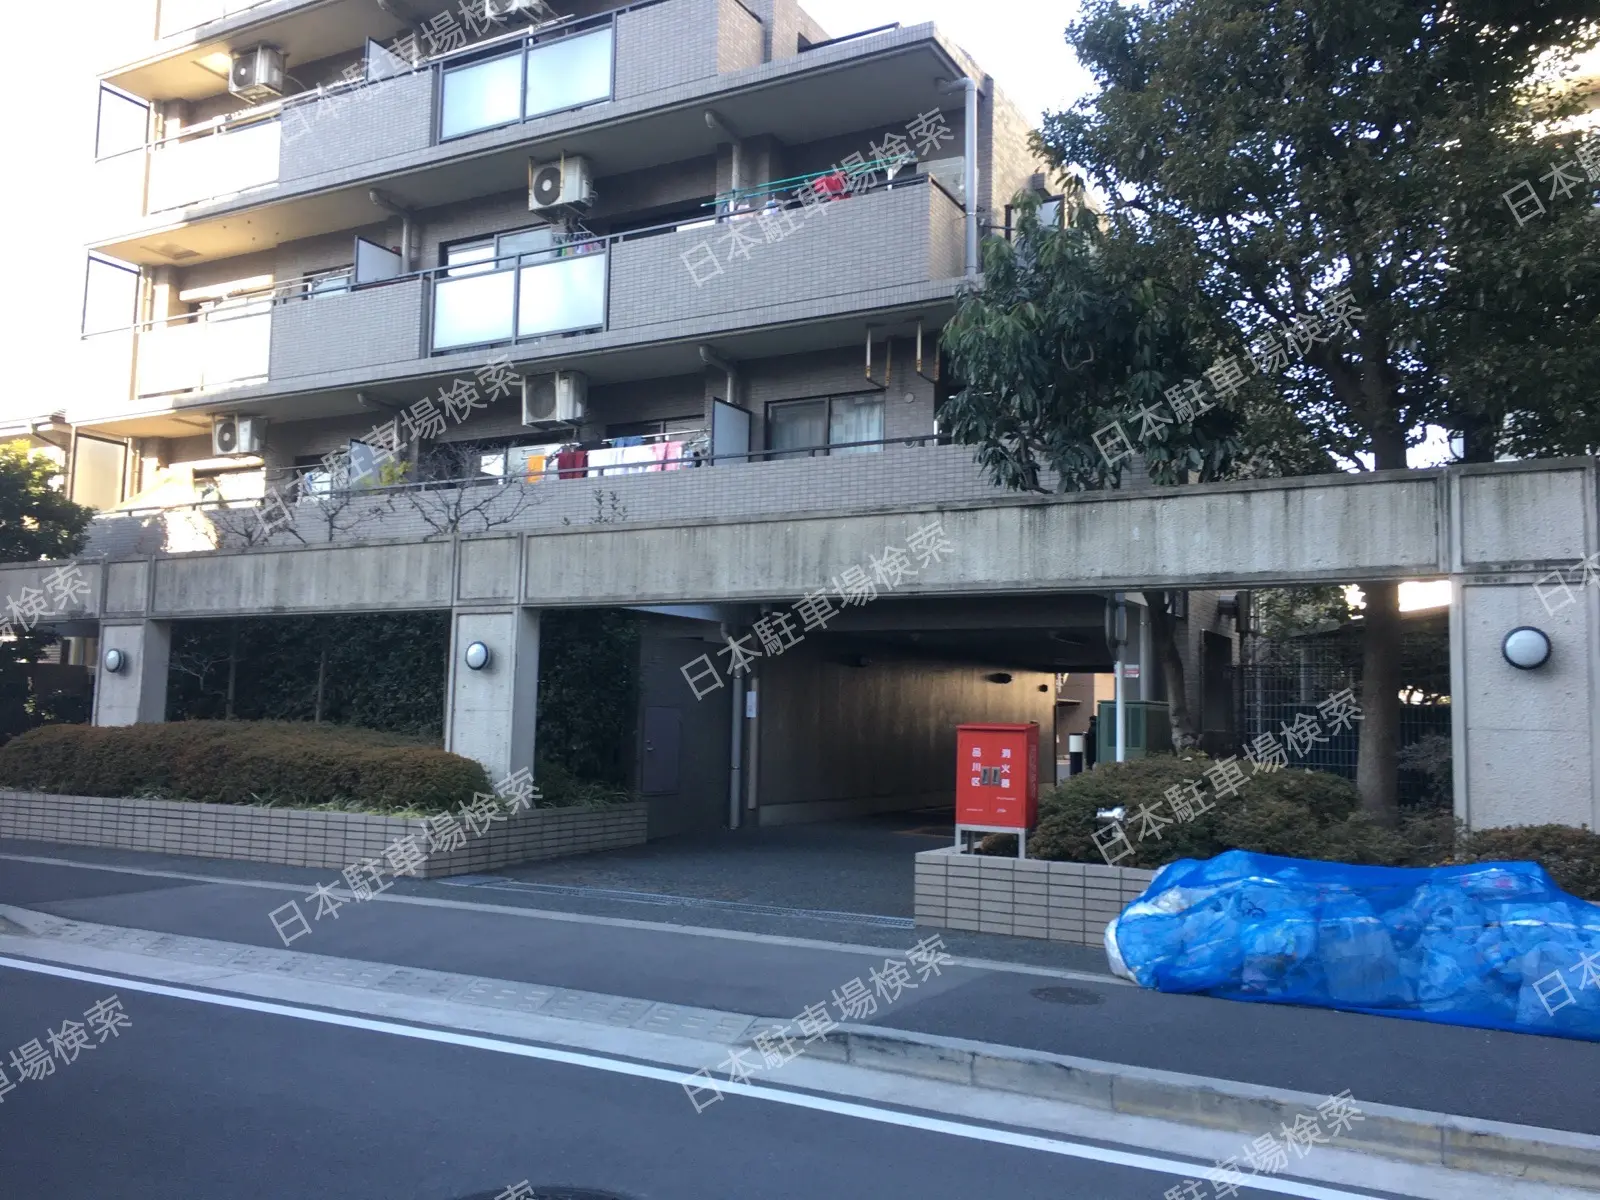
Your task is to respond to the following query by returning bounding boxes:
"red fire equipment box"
[955,722,1039,856]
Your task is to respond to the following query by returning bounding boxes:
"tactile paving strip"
[2,912,761,1045]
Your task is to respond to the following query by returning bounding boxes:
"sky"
[802,0,1093,125]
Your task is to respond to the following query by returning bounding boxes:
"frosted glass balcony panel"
[517,252,607,337]
[433,269,516,349]
[524,28,614,119]
[439,52,524,139]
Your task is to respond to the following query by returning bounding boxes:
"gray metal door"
[641,706,682,795]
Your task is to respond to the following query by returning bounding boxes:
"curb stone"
[739,1020,1600,1190]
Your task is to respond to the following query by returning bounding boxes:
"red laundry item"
[556,449,588,479]
[816,171,847,197]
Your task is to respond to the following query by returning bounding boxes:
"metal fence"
[1238,630,1452,807]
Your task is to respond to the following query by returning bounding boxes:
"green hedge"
[0,721,490,815]
[532,756,638,809]
[1003,754,1600,901]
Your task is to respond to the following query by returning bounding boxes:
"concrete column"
[1452,579,1599,831]
[445,607,540,787]
[91,620,171,726]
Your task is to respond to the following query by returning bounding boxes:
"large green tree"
[971,0,1596,822]
[0,441,95,742]
[942,195,1330,747]
[0,441,91,563]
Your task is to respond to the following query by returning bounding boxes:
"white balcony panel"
[439,52,524,140]
[137,322,204,397]
[517,253,607,338]
[75,332,137,424]
[136,311,271,398]
[524,28,614,119]
[202,308,272,387]
[433,270,516,350]
[146,121,282,214]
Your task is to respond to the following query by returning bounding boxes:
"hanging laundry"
[585,446,627,477]
[555,448,588,479]
[614,443,657,474]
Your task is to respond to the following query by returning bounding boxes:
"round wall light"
[464,641,491,671]
[103,648,126,674]
[1502,626,1552,671]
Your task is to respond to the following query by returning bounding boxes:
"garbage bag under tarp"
[1103,850,1600,1041]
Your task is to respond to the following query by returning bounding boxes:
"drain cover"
[1029,985,1105,1006]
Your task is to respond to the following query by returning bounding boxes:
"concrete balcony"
[105,176,963,406]
[80,439,1001,562]
[79,176,962,423]
[267,278,426,381]
[608,179,965,335]
[101,0,380,81]
[92,18,967,266]
[96,0,763,234]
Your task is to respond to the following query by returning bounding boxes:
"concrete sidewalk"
[1,837,1598,1144]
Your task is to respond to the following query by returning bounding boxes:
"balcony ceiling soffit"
[106,0,407,102]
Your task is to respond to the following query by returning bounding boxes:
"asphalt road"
[0,964,1321,1200]
[2,849,1597,1136]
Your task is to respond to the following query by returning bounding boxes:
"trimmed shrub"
[0,721,489,814]
[1013,753,1600,901]
[1457,825,1600,902]
[533,757,637,809]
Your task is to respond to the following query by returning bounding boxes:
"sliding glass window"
[767,395,884,459]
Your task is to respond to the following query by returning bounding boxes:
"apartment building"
[45,0,1244,835]
[76,0,1057,508]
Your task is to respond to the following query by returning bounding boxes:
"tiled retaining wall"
[913,846,1156,947]
[0,791,648,878]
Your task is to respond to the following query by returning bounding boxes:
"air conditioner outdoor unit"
[521,371,587,426]
[212,415,267,456]
[228,45,286,102]
[528,155,594,213]
[485,0,560,21]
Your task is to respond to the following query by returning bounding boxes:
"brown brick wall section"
[0,791,647,877]
[913,846,1155,947]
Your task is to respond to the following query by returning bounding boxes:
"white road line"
[0,954,1381,1199]
[0,850,1128,986]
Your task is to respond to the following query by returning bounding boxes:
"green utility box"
[1096,700,1173,762]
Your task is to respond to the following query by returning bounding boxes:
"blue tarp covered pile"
[1105,850,1600,1040]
